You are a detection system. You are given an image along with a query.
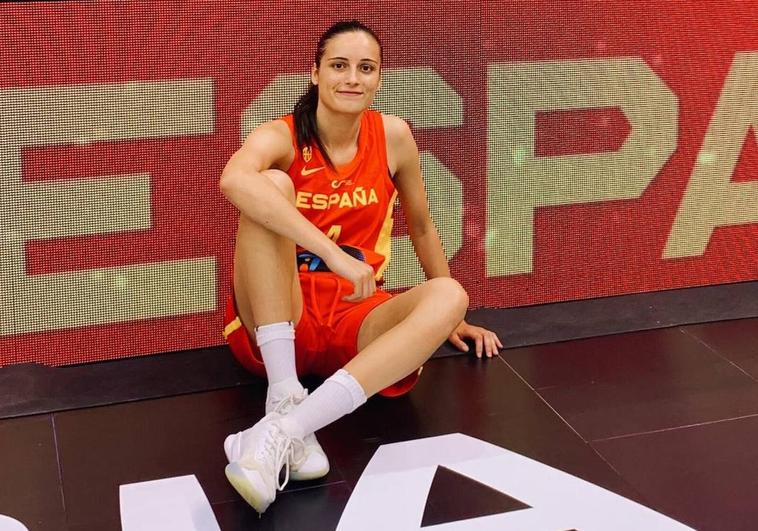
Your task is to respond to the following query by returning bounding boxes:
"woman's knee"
[425,277,469,321]
[261,169,295,202]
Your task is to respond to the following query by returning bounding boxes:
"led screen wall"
[1,1,756,365]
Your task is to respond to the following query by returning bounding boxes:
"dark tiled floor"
[507,326,758,440]
[593,415,758,531]
[683,318,758,380]
[505,327,725,389]
[1,318,758,530]
[0,416,65,531]
[213,483,352,531]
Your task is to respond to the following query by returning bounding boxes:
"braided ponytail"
[293,84,327,164]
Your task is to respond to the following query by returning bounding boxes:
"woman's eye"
[361,65,374,73]
[333,63,345,69]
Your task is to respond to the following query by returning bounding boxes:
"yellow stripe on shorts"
[223,317,242,339]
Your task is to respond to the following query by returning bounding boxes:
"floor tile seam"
[2,384,260,421]
[495,354,645,502]
[495,354,589,444]
[494,353,533,390]
[576,450,654,508]
[590,411,758,443]
[532,358,758,394]
[50,414,68,517]
[679,327,758,383]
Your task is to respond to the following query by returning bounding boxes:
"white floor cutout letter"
[338,433,694,530]
[120,475,221,531]
[0,516,28,531]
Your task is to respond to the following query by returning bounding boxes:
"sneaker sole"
[290,464,330,482]
[224,462,272,514]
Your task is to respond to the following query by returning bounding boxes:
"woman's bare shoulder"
[381,113,413,143]
[235,119,294,170]
[242,119,291,147]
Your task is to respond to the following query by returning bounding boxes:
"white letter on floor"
[120,475,220,531]
[338,433,693,530]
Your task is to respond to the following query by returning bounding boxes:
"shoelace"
[248,423,306,491]
[272,391,307,416]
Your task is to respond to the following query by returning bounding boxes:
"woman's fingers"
[343,263,375,302]
[488,332,499,357]
[365,274,375,298]
[449,333,469,352]
[361,268,374,299]
[456,325,503,359]
[475,335,484,358]
[343,282,363,302]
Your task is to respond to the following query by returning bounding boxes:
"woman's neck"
[315,105,362,154]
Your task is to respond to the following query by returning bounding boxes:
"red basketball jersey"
[281,110,397,280]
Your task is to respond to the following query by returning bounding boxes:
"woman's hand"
[448,320,504,358]
[324,249,377,302]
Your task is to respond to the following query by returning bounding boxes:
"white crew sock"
[255,321,297,386]
[278,369,367,440]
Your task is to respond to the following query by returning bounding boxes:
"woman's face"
[312,31,381,115]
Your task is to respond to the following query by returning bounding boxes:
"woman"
[219,20,503,514]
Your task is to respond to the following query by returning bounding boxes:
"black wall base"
[3,280,757,419]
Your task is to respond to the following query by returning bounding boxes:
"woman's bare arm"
[219,120,341,261]
[385,115,450,279]
[219,120,376,300]
[385,114,504,357]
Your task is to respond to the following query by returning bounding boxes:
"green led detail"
[512,146,528,166]
[698,151,716,165]
[485,228,499,249]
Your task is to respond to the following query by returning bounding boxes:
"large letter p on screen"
[487,58,677,276]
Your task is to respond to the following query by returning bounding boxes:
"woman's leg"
[225,169,329,492]
[347,276,469,396]
[233,169,302,330]
[232,169,306,390]
[225,275,468,514]
[277,277,468,441]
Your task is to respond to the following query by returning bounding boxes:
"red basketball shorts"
[223,271,421,397]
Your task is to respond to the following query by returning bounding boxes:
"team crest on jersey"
[302,146,312,163]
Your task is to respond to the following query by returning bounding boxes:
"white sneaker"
[224,412,305,514]
[266,386,330,481]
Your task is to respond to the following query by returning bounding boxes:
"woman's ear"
[311,63,319,86]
